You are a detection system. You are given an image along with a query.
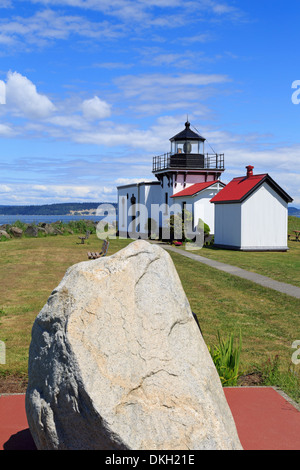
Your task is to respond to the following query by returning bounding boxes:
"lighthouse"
[153,120,225,194]
[117,121,226,238]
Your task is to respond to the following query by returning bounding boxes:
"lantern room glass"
[171,140,204,155]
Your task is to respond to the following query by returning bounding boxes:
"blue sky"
[0,0,299,206]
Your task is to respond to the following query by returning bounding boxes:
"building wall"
[117,182,163,236]
[240,183,288,249]
[173,173,218,195]
[194,187,220,234]
[171,187,220,235]
[214,203,242,247]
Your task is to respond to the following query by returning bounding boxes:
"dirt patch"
[237,372,264,387]
[0,375,28,394]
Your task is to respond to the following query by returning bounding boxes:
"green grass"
[179,216,300,287]
[0,234,131,377]
[169,250,300,402]
[0,232,299,402]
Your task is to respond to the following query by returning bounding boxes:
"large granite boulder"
[25,240,242,450]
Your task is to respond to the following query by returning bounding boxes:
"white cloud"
[116,73,230,98]
[115,177,153,185]
[0,181,116,204]
[0,123,15,136]
[113,72,230,116]
[81,96,111,120]
[0,8,124,51]
[5,71,56,119]
[0,184,12,193]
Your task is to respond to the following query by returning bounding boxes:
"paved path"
[159,244,300,299]
[1,388,300,450]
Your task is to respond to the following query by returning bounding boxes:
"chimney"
[246,165,254,178]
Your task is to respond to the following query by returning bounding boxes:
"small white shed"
[210,166,293,251]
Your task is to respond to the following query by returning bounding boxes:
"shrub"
[166,209,193,241]
[197,218,210,236]
[258,355,300,403]
[209,330,242,386]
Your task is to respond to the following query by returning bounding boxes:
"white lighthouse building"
[117,121,225,238]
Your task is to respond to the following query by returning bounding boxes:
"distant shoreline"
[0,214,116,225]
[0,202,117,218]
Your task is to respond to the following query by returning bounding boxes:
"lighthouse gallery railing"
[152,153,225,172]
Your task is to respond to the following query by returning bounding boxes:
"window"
[164,192,169,215]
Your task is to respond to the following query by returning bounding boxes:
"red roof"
[171,180,221,198]
[211,173,293,204]
[210,174,266,203]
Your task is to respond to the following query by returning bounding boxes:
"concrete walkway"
[1,388,300,450]
[159,244,300,299]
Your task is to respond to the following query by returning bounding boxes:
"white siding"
[214,204,241,247]
[172,188,219,234]
[194,188,219,234]
[240,183,288,250]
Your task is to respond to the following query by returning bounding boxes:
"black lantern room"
[152,120,224,176]
[170,120,205,156]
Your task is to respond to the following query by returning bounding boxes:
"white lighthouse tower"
[117,121,226,237]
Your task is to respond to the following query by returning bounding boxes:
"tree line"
[0,202,117,216]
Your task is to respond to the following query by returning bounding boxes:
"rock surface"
[25,225,38,237]
[0,230,10,239]
[25,240,242,450]
[10,226,23,237]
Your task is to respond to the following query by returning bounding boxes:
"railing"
[152,153,225,172]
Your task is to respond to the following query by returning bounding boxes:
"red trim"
[171,180,221,198]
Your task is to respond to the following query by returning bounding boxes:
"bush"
[197,218,210,236]
[166,209,193,242]
[209,330,242,386]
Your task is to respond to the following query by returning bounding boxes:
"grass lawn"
[0,231,299,401]
[181,216,300,288]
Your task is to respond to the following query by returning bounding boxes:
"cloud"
[116,73,230,97]
[0,123,15,136]
[0,8,124,51]
[5,71,56,119]
[113,72,230,116]
[81,96,111,120]
[0,180,117,204]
